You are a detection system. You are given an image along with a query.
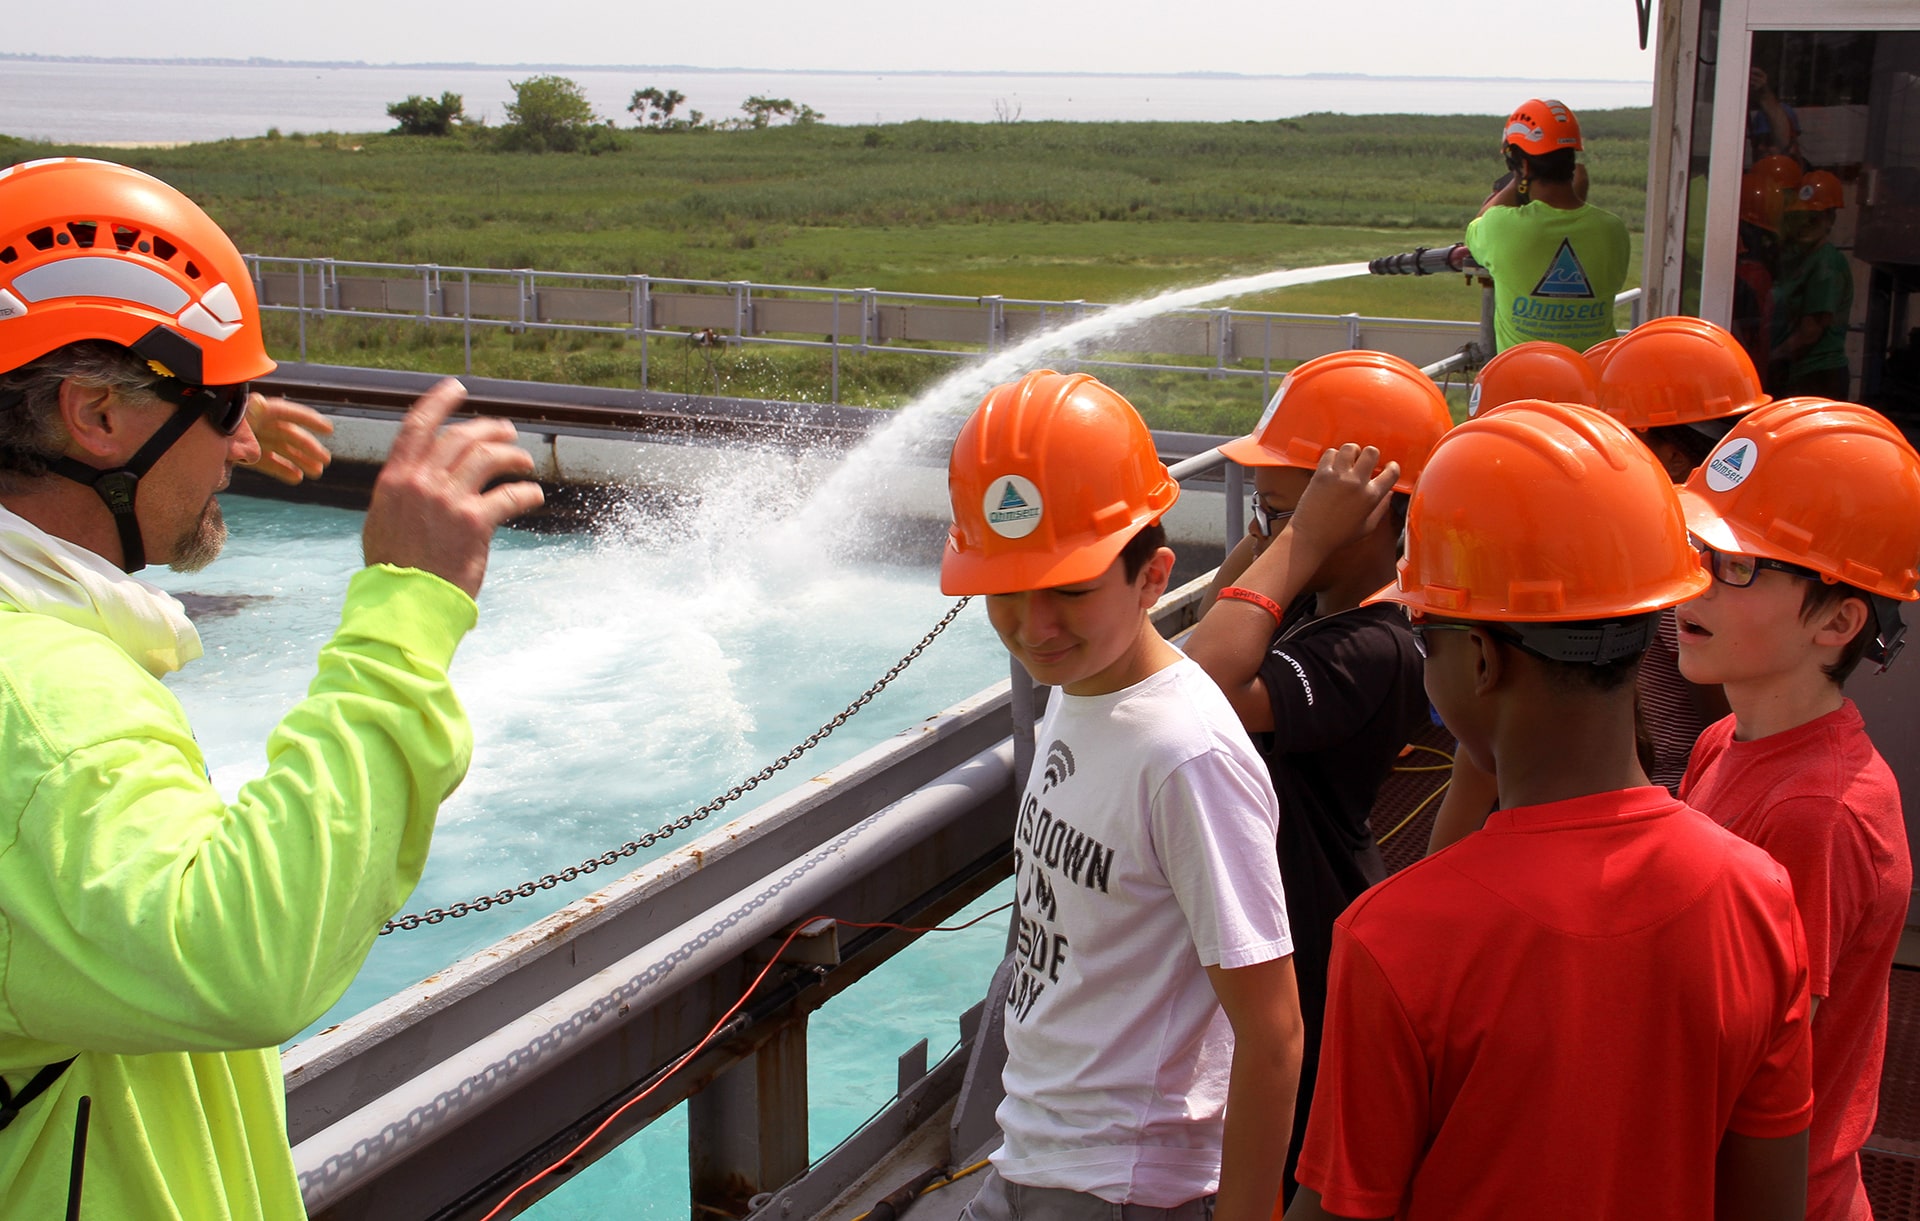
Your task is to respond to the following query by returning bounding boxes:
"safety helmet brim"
[940,517,1158,596]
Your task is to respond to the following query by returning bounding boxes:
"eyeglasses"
[1250,495,1296,536]
[1408,620,1474,658]
[1693,541,1820,588]
[148,378,252,436]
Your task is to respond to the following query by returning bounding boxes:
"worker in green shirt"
[0,157,544,1219]
[1771,170,1854,399]
[1465,98,1631,353]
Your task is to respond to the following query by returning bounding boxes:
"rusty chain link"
[382,596,974,934]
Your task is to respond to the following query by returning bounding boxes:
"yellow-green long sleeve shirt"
[0,563,476,1220]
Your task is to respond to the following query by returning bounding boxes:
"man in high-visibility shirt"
[1465,98,1631,353]
[0,157,543,1219]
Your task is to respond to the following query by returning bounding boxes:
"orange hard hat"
[1740,171,1788,233]
[1502,98,1582,155]
[941,370,1179,596]
[0,157,274,385]
[1469,341,1598,418]
[1787,170,1844,212]
[1369,400,1710,622]
[1680,398,1920,602]
[1584,335,1622,371]
[1748,155,1802,192]
[1594,316,1770,430]
[1217,350,1451,492]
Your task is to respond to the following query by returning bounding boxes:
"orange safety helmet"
[1469,341,1598,418]
[0,157,274,385]
[1369,400,1710,625]
[1594,316,1770,430]
[942,370,1179,596]
[1787,169,1845,213]
[1217,350,1451,492]
[1680,399,1920,602]
[1739,171,1789,233]
[1501,98,1582,155]
[1748,154,1802,192]
[1584,335,1622,371]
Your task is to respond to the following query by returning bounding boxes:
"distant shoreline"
[0,52,1652,86]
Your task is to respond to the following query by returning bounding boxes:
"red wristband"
[1216,585,1285,625]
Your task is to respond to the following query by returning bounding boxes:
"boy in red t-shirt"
[1676,399,1920,1221]
[1287,401,1812,1221]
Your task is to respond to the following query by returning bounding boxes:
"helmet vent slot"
[151,236,177,262]
[113,225,140,252]
[66,221,97,249]
[26,227,54,251]
[0,247,15,265]
[183,260,201,280]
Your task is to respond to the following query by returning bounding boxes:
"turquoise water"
[150,491,1016,1218]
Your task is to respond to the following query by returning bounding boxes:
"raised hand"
[243,393,335,485]
[361,380,545,599]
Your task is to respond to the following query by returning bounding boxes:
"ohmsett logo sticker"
[984,474,1044,538]
[1704,436,1759,493]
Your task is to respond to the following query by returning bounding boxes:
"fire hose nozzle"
[1368,243,1481,276]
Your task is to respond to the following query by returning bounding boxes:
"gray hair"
[0,342,162,485]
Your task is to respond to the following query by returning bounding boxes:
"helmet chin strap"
[46,402,204,574]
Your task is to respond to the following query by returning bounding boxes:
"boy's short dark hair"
[1389,492,1412,533]
[1641,423,1720,470]
[1524,149,1579,184]
[1120,522,1169,583]
[1801,581,1876,685]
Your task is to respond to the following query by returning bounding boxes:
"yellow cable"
[847,1159,992,1221]
[1376,779,1451,847]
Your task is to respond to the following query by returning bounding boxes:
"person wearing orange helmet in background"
[0,157,543,1218]
[1676,400,1920,1221]
[944,371,1303,1221]
[1732,159,1798,377]
[1183,351,1446,1206]
[1771,171,1854,398]
[1286,400,1812,1221]
[1428,320,1762,851]
[1465,99,1631,354]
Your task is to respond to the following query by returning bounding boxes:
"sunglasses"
[1408,620,1474,658]
[1250,494,1296,536]
[1693,541,1820,588]
[148,378,252,436]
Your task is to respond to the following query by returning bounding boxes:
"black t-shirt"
[1257,598,1430,1190]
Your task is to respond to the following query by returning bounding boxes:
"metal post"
[831,293,841,404]
[1262,317,1274,402]
[296,262,308,363]
[1343,312,1361,349]
[639,277,652,391]
[687,1016,809,1220]
[1214,308,1231,380]
[461,271,472,376]
[734,281,751,341]
[1224,463,1246,551]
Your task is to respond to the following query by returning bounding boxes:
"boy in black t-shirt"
[1185,350,1451,1202]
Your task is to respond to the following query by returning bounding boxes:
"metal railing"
[245,255,1638,405]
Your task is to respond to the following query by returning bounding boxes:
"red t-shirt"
[1681,701,1911,1221]
[1297,787,1813,1221]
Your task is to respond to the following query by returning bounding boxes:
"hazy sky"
[14,0,1656,80]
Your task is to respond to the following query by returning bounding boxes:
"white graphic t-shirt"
[993,658,1294,1206]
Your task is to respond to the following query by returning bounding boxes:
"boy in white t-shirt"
[943,370,1303,1221]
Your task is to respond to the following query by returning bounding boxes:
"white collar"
[0,503,202,677]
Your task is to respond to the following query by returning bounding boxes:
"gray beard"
[166,497,228,573]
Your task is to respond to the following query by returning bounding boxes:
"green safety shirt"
[1465,200,1632,352]
[1771,239,1853,380]
[0,564,476,1220]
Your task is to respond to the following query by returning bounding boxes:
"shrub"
[387,92,466,137]
[501,75,599,152]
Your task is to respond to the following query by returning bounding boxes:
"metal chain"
[382,596,974,934]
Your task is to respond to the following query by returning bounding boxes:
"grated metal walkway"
[1868,967,1920,1219]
